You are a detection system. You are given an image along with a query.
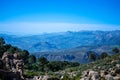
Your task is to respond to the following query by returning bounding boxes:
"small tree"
[100,52,108,59]
[20,50,29,61]
[0,37,5,47]
[88,51,96,62]
[38,57,49,65]
[38,57,49,72]
[112,47,119,54]
[28,55,36,64]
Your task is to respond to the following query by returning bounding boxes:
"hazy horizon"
[0,23,120,35]
[0,0,120,35]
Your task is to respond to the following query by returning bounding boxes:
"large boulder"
[100,70,108,77]
[105,74,114,80]
[0,52,25,80]
[82,70,89,77]
[113,76,120,80]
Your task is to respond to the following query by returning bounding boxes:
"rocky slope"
[54,53,120,80]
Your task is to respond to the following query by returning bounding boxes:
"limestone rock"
[0,51,24,80]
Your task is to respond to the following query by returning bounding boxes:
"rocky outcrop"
[80,54,120,80]
[81,65,120,80]
[0,52,24,80]
[81,70,100,80]
[33,75,59,80]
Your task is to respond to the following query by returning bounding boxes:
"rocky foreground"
[51,54,120,80]
[81,64,120,80]
[0,52,58,80]
[0,51,120,80]
[30,54,120,80]
[70,54,120,80]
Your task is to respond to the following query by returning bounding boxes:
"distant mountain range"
[0,30,120,63]
[0,30,120,52]
[33,45,120,63]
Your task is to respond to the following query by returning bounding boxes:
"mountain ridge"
[0,30,120,52]
[0,30,120,63]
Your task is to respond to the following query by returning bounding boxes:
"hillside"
[24,50,120,80]
[54,53,120,80]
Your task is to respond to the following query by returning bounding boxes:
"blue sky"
[0,0,120,35]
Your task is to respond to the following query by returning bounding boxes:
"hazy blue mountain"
[0,30,120,63]
[0,30,120,52]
